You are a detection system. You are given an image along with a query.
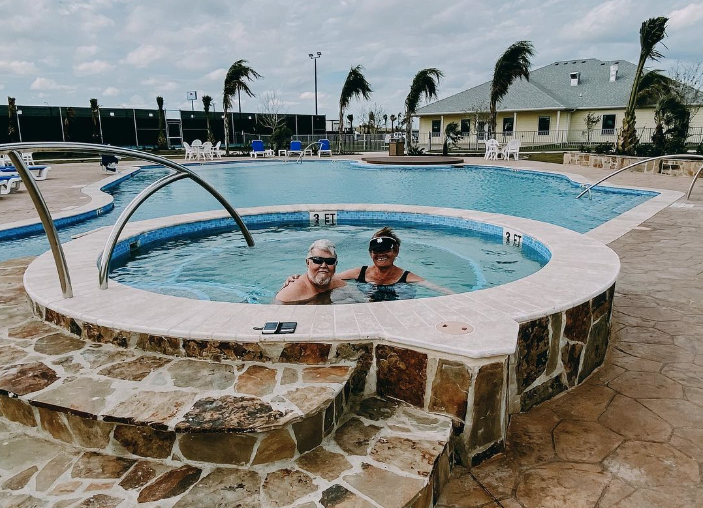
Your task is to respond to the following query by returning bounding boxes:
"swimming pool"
[109,221,548,304]
[0,159,657,261]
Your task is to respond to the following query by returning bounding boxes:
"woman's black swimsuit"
[355,266,410,284]
[356,266,412,302]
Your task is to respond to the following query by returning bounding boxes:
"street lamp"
[309,51,322,115]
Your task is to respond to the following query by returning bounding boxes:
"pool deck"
[1,154,702,506]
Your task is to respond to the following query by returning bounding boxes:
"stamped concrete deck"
[1,155,702,506]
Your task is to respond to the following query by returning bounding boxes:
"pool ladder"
[296,142,322,163]
[0,142,254,298]
[576,153,703,200]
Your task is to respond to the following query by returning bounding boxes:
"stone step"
[0,396,454,507]
[0,319,359,466]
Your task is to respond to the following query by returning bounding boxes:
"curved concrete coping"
[23,204,620,362]
[0,166,141,239]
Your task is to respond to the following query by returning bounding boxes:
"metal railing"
[0,142,254,297]
[575,153,703,199]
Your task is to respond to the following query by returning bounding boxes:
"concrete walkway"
[437,201,703,507]
[1,155,702,506]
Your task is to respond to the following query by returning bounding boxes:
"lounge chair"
[502,139,521,160]
[183,142,195,160]
[100,155,119,173]
[287,140,303,157]
[1,165,50,180]
[318,139,332,157]
[0,174,22,194]
[21,152,35,165]
[250,140,273,158]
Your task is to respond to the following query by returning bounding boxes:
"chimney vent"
[570,72,580,86]
[609,64,619,82]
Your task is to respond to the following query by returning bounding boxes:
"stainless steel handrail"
[0,142,254,295]
[297,142,321,163]
[576,153,703,199]
[4,150,73,298]
[687,164,703,200]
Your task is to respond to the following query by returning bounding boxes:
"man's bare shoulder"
[275,277,309,302]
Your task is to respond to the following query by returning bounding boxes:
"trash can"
[389,141,405,156]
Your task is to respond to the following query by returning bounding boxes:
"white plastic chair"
[502,139,521,160]
[213,141,223,159]
[191,139,203,160]
[484,139,501,160]
[183,142,194,160]
[202,141,213,160]
[21,152,35,165]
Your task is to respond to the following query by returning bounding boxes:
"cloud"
[75,45,99,59]
[0,60,37,75]
[30,77,73,91]
[668,3,703,29]
[206,68,227,81]
[74,60,115,76]
[141,78,179,91]
[103,86,120,96]
[560,0,635,41]
[123,44,168,68]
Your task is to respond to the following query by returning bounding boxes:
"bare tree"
[668,61,703,120]
[582,112,602,143]
[257,91,288,134]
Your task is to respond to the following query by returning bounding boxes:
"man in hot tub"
[275,239,348,304]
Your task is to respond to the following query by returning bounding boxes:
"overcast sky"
[2,0,702,122]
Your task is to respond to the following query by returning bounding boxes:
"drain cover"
[436,321,474,335]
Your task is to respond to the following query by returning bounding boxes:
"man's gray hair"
[308,239,337,258]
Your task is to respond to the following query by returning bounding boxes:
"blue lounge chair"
[0,174,21,194]
[287,140,303,157]
[318,139,332,157]
[250,140,273,158]
[0,165,51,181]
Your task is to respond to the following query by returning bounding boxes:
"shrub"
[408,145,425,155]
[593,143,615,155]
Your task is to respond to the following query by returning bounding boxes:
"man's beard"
[309,271,332,286]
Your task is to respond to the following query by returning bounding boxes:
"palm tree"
[390,114,396,132]
[489,41,535,138]
[443,122,461,156]
[405,68,443,150]
[338,65,372,152]
[90,98,102,143]
[347,114,354,135]
[617,17,668,155]
[202,95,214,142]
[7,97,18,142]
[383,114,388,132]
[156,96,167,149]
[223,59,262,155]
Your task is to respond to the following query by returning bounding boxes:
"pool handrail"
[0,142,255,296]
[575,153,703,199]
[297,142,322,163]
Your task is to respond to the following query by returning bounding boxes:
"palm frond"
[640,17,668,62]
[405,68,443,114]
[339,65,373,110]
[635,70,671,106]
[490,41,535,106]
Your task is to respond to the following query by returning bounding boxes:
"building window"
[602,114,616,135]
[460,118,470,133]
[502,118,514,135]
[431,119,441,137]
[538,116,550,135]
[478,121,486,140]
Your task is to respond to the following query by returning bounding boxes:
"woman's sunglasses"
[308,256,337,265]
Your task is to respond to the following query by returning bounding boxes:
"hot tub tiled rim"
[24,204,620,361]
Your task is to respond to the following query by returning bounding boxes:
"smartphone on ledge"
[279,322,297,334]
[262,321,280,334]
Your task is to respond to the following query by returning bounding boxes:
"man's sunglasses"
[308,256,337,265]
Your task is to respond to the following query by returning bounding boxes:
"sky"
[2,0,703,123]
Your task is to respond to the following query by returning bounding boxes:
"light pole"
[309,52,322,115]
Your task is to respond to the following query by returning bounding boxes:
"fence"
[0,104,326,150]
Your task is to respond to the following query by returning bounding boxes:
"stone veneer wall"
[32,284,614,468]
[508,284,615,416]
[564,152,700,176]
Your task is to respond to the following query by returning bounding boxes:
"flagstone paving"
[437,202,703,508]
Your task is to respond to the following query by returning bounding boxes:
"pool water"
[0,160,656,261]
[109,222,548,304]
